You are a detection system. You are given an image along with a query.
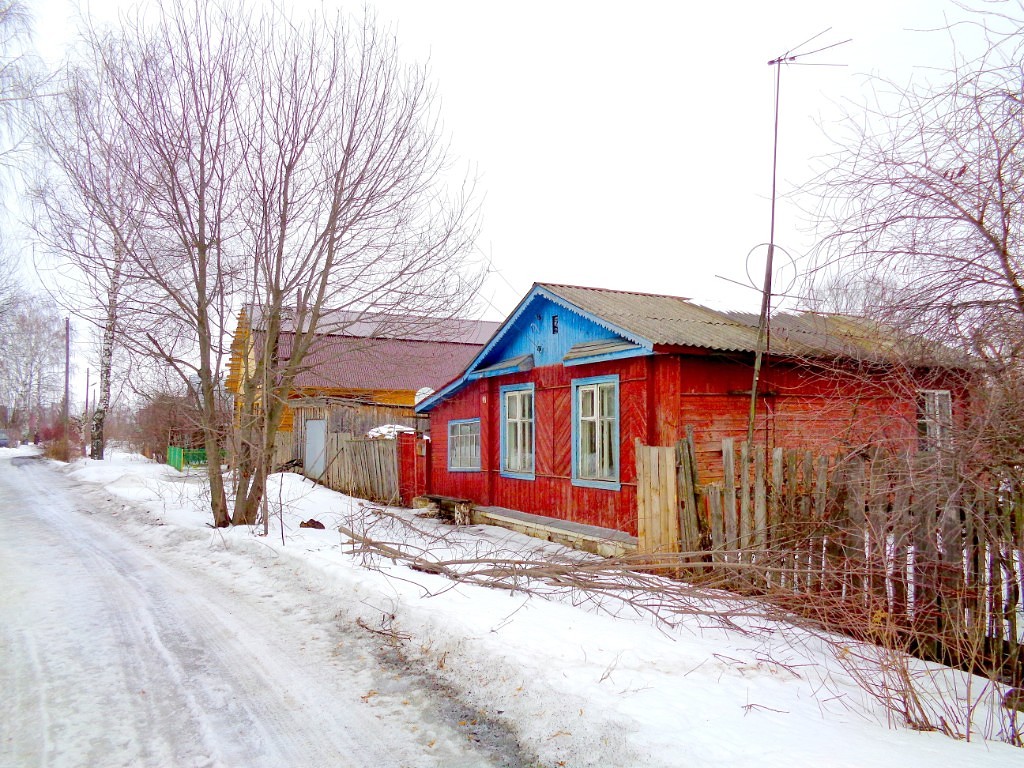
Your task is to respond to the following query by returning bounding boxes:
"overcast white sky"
[361,0,970,317]
[25,0,987,402]
[30,0,980,319]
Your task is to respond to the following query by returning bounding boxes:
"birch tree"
[41,0,479,526]
[0,294,64,433]
[0,0,42,167]
[31,62,139,460]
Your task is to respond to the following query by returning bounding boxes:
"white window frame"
[500,384,535,479]
[448,419,481,472]
[917,389,952,453]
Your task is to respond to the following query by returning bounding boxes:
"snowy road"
[0,453,507,768]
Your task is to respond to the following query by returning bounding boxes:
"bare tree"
[42,0,479,526]
[805,3,1024,472]
[0,293,64,434]
[0,241,19,313]
[226,11,479,525]
[0,0,42,301]
[30,59,142,460]
[0,0,42,166]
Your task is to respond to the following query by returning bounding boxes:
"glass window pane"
[600,420,614,478]
[580,419,597,478]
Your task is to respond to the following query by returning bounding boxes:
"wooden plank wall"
[636,431,1024,679]
[307,434,400,505]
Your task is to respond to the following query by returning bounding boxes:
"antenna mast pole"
[745,57,785,451]
[744,32,849,454]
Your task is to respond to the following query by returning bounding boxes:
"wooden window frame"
[571,374,620,490]
[917,389,952,453]
[500,383,535,480]
[447,418,481,472]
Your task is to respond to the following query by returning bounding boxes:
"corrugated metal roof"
[540,284,758,351]
[540,283,958,364]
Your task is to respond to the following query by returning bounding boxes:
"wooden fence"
[306,434,400,504]
[636,428,1024,681]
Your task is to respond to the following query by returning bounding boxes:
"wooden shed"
[415,283,970,537]
[225,306,499,468]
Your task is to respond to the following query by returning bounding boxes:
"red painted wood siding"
[427,352,969,536]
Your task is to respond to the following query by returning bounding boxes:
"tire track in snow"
[0,454,505,768]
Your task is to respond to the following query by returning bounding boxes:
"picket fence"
[636,428,1024,681]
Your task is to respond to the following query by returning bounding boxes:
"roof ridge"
[539,282,692,303]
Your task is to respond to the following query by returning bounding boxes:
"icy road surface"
[0,453,506,768]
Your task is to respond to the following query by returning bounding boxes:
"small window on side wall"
[448,419,481,471]
[917,389,952,452]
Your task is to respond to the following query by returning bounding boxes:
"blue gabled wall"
[477,295,623,369]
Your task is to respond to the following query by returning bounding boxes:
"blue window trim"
[447,418,481,472]
[499,383,535,480]
[571,374,620,491]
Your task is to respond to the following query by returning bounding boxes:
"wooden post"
[663,446,680,554]
[708,484,724,563]
[740,440,752,553]
[890,453,913,624]
[754,450,767,587]
[677,437,701,552]
[723,439,738,558]
[769,447,784,588]
[844,457,867,603]
[636,439,649,554]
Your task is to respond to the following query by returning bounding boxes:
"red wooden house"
[415,283,968,537]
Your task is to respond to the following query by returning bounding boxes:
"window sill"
[571,477,621,491]
[500,470,536,481]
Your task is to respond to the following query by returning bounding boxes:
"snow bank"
[66,451,1022,767]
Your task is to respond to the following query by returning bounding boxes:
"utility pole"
[63,317,70,458]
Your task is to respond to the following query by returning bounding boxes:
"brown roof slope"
[280,333,484,392]
[246,305,499,345]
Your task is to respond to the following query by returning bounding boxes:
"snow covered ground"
[4,445,1022,767]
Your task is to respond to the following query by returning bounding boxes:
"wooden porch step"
[471,505,637,558]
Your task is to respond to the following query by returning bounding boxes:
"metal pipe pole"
[746,59,783,452]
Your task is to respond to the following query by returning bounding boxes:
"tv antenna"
[745,29,850,451]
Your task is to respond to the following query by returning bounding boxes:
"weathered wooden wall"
[428,358,649,534]
[427,352,956,538]
[305,434,400,504]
